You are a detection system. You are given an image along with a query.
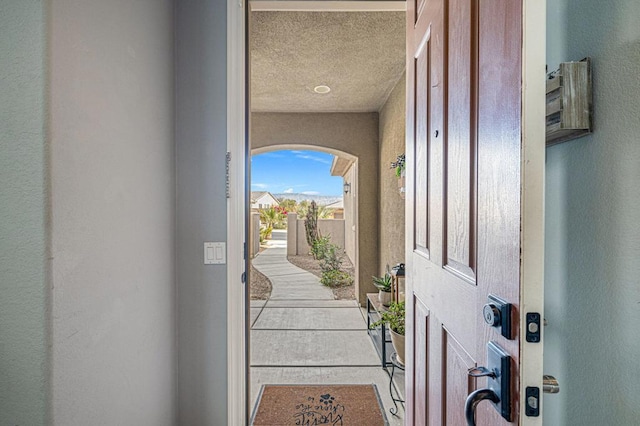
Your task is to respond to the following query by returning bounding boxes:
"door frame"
[226,1,545,424]
[519,1,546,424]
[226,2,407,424]
[226,0,247,423]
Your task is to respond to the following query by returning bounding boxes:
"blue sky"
[251,150,343,196]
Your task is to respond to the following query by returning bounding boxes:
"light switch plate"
[204,242,226,265]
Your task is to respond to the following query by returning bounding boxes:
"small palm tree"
[296,200,310,217]
[279,198,297,212]
[259,206,284,239]
[316,204,333,219]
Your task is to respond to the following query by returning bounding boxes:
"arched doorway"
[251,114,381,305]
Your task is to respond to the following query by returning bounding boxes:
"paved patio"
[250,230,405,424]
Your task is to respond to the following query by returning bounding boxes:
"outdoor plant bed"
[250,264,272,300]
[287,254,355,300]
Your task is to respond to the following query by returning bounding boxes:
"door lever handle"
[465,388,500,426]
[543,375,560,394]
[463,342,512,423]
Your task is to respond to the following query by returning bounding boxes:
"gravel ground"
[250,244,356,301]
[286,254,356,300]
[250,264,272,300]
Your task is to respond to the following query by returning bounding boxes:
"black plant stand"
[387,352,405,416]
[366,293,393,367]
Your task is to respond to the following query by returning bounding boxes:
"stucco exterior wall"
[288,219,346,255]
[287,213,298,255]
[250,212,261,258]
[49,1,176,424]
[343,163,358,265]
[378,74,406,274]
[251,113,379,305]
[544,0,640,424]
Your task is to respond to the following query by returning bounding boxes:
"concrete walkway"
[250,230,404,425]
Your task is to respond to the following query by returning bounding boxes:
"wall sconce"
[343,182,351,194]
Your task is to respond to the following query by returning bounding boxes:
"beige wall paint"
[0,2,49,424]
[251,113,379,305]
[544,0,640,423]
[343,163,358,266]
[378,74,406,274]
[50,1,176,423]
[251,212,261,258]
[288,218,346,255]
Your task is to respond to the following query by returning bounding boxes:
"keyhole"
[434,130,439,137]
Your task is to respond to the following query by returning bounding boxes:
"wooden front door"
[405,0,545,424]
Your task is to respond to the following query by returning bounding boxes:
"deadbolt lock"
[483,304,501,327]
[483,294,513,339]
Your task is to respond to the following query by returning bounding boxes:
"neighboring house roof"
[325,199,344,209]
[250,191,266,203]
[251,191,280,206]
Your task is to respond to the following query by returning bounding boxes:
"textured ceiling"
[250,11,406,113]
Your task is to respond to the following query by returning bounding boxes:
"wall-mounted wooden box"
[546,58,593,146]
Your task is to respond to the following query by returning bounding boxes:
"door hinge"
[241,272,246,284]
[225,152,231,199]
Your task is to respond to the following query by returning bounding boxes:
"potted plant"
[391,154,406,198]
[391,154,406,178]
[370,301,406,365]
[373,273,393,306]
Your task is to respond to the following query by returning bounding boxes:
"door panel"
[445,0,477,283]
[406,0,544,424]
[414,0,427,26]
[444,331,476,425]
[413,32,430,256]
[412,297,429,426]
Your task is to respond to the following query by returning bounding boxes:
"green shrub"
[370,301,405,335]
[310,235,330,260]
[319,243,344,272]
[320,269,354,288]
[259,225,272,242]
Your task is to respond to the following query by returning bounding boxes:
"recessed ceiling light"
[313,85,331,94]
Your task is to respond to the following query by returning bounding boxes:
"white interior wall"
[175,0,230,424]
[2,0,235,424]
[0,2,49,424]
[544,0,640,424]
[49,1,176,424]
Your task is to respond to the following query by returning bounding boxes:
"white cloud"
[295,153,332,165]
[283,188,294,193]
[302,191,320,195]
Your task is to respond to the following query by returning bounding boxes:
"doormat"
[251,384,389,426]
